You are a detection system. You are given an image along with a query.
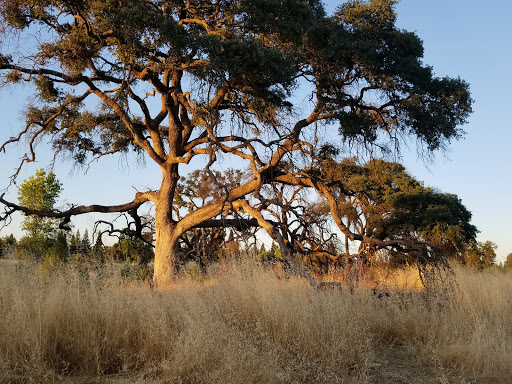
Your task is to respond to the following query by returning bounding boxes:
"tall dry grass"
[0,257,511,383]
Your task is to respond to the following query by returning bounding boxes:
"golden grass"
[0,259,511,383]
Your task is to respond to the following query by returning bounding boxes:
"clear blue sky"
[0,0,510,262]
[393,0,512,263]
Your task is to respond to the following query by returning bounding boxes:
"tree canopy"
[319,158,478,264]
[504,253,512,272]
[0,0,472,286]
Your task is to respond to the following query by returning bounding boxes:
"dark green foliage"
[3,234,15,247]
[322,158,478,261]
[79,229,92,255]
[257,242,282,264]
[239,0,325,44]
[15,232,68,262]
[42,231,70,267]
[104,236,154,265]
[69,229,94,260]
[69,230,81,255]
[303,0,472,151]
[104,236,154,281]
[0,234,16,258]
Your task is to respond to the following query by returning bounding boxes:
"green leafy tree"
[79,229,92,255]
[504,253,512,272]
[257,242,283,264]
[17,169,62,240]
[320,158,478,263]
[43,230,69,264]
[69,230,81,255]
[0,0,472,286]
[465,241,497,270]
[104,235,154,265]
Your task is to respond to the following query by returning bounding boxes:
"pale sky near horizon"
[0,0,510,262]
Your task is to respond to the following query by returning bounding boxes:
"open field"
[0,258,511,383]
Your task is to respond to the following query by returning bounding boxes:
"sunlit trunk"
[153,220,179,288]
[152,164,180,288]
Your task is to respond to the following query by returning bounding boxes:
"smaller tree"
[42,231,69,264]
[314,158,478,267]
[504,253,512,272]
[69,230,81,255]
[464,241,497,269]
[104,235,154,265]
[79,229,92,255]
[17,169,62,240]
[0,234,16,258]
[257,242,283,264]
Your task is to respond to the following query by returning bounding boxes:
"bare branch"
[0,191,155,230]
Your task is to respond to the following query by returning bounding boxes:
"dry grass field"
[0,256,511,384]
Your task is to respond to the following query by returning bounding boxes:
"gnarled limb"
[0,191,154,230]
[93,209,155,247]
[232,199,321,288]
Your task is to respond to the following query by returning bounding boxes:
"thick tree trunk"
[153,220,180,288]
[152,165,180,288]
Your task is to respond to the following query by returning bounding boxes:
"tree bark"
[153,220,180,288]
[152,164,180,288]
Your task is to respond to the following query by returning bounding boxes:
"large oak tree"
[0,0,471,286]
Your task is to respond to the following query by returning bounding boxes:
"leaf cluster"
[17,168,62,211]
[175,168,243,213]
